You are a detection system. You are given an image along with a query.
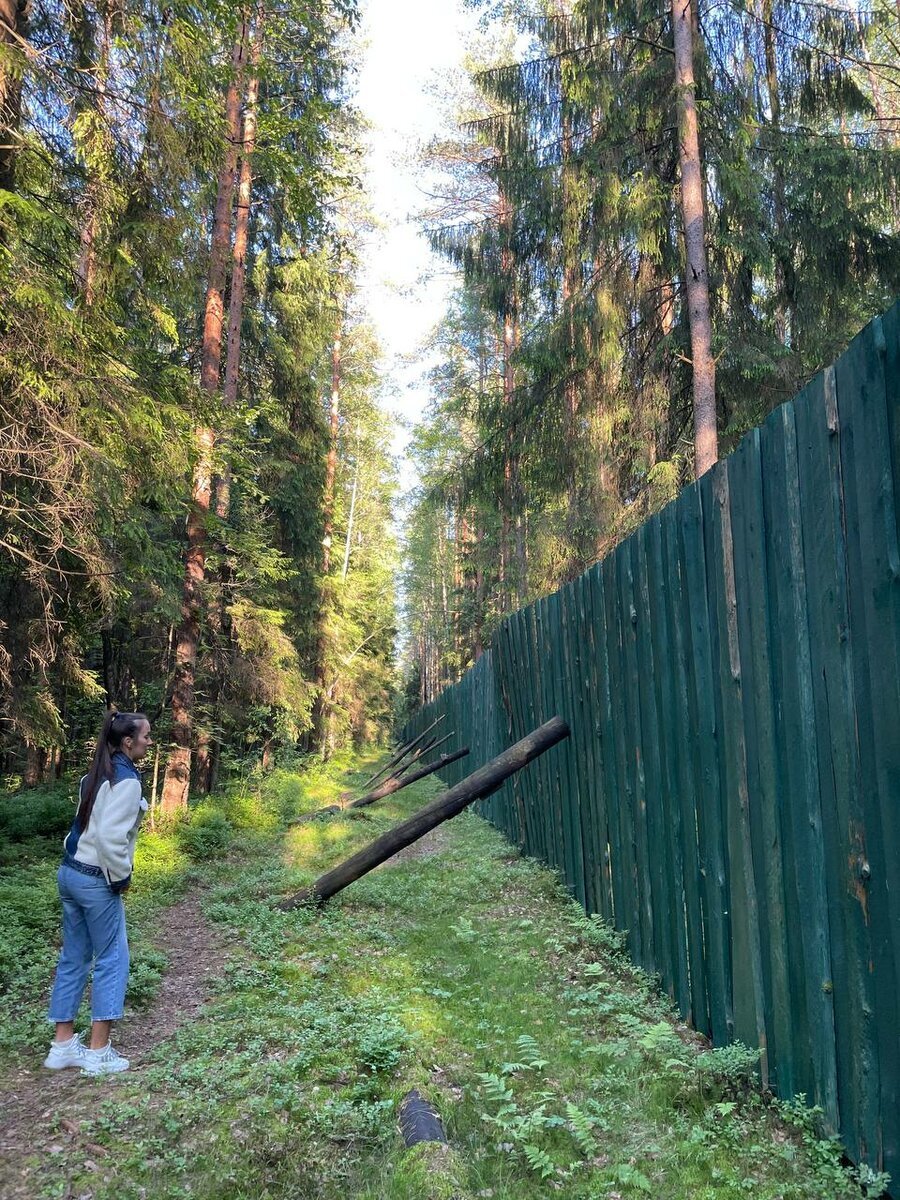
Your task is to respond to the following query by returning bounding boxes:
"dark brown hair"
[77,711,148,829]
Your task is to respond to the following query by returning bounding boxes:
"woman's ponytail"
[76,710,146,829]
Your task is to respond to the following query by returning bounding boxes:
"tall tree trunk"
[217,7,263,522]
[199,11,262,794]
[322,318,341,574]
[0,0,28,199]
[341,424,360,581]
[312,309,341,753]
[161,20,247,814]
[75,1,115,305]
[673,0,717,477]
[759,0,792,352]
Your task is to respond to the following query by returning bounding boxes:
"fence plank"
[587,565,622,927]
[794,369,880,1163]
[727,428,795,1097]
[704,465,768,1080]
[619,542,656,970]
[660,502,709,1033]
[646,514,692,1017]
[678,481,732,1045]
[561,580,594,910]
[835,314,900,1180]
[601,549,640,955]
[548,589,582,899]
[633,525,673,992]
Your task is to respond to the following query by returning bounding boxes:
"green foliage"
[403,0,900,694]
[0,777,74,843]
[1,0,398,785]
[177,807,233,861]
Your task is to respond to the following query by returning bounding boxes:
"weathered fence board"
[400,301,900,1193]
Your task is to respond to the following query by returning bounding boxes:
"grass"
[0,753,889,1199]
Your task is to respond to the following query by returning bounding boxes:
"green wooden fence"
[400,301,900,1189]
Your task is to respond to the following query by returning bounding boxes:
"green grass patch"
[0,754,887,1200]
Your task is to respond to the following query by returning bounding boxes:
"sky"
[353,0,479,491]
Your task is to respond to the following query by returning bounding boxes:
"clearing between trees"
[0,756,886,1199]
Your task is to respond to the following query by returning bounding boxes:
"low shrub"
[177,806,233,860]
[0,779,76,842]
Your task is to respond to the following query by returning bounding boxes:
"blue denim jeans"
[47,863,129,1023]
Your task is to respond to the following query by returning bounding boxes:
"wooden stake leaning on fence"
[348,746,470,809]
[278,716,569,909]
[289,744,469,824]
[361,715,445,789]
[391,731,453,779]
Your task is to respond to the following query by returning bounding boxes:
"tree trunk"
[0,0,28,198]
[161,22,247,814]
[341,423,360,580]
[672,0,717,477]
[75,2,115,305]
[323,320,341,574]
[218,8,262,522]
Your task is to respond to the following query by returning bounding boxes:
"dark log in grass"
[290,804,342,824]
[348,746,469,808]
[361,715,445,789]
[399,1090,446,1146]
[278,716,569,910]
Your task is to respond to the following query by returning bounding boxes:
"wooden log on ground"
[278,716,569,909]
[289,804,342,824]
[348,746,470,809]
[399,1090,446,1146]
[361,715,445,789]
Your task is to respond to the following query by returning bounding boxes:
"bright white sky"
[354,0,479,491]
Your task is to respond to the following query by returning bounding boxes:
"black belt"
[62,853,104,878]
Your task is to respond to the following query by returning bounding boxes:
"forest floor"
[0,755,887,1200]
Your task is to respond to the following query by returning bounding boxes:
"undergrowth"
[0,754,888,1200]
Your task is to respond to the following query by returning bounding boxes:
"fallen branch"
[278,716,569,910]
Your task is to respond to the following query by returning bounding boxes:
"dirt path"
[0,892,226,1200]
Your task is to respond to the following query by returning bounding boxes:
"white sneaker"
[80,1043,130,1076]
[43,1033,85,1070]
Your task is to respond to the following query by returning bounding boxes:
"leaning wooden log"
[361,715,445,789]
[278,716,569,910]
[348,746,470,809]
[391,731,454,781]
[288,747,469,825]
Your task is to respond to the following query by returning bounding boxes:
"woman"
[44,710,152,1076]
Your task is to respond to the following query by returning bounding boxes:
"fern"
[565,1101,597,1155]
[610,1163,653,1193]
[515,1033,549,1069]
[522,1143,556,1179]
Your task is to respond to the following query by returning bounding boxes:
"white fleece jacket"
[66,777,148,887]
